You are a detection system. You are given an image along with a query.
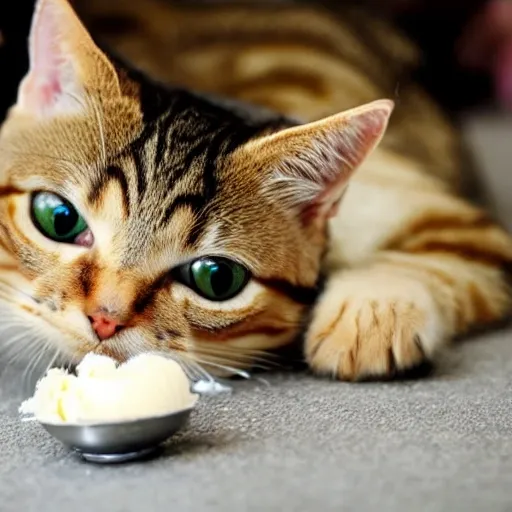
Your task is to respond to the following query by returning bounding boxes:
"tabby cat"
[0,0,511,382]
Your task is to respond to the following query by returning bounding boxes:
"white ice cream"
[20,353,197,424]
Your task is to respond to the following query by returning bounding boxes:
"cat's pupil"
[209,262,233,296]
[53,205,78,236]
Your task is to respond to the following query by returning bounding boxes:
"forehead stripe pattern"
[88,165,131,217]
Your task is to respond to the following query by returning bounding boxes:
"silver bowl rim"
[37,395,198,429]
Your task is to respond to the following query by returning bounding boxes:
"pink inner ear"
[22,67,65,113]
[301,108,391,225]
[18,0,81,114]
[346,110,391,166]
[30,4,65,107]
[39,76,63,106]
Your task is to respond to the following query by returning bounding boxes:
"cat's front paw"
[305,270,446,381]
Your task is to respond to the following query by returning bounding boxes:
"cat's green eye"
[31,192,89,244]
[180,257,249,301]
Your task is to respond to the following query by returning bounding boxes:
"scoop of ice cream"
[20,353,197,425]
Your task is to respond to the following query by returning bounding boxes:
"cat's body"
[0,0,511,381]
[75,0,461,184]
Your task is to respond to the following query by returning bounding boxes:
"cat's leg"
[305,175,512,381]
[306,252,511,380]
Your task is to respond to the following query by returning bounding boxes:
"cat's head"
[0,0,392,375]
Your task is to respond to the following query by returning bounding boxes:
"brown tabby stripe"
[405,244,511,268]
[381,256,465,330]
[0,236,11,252]
[0,185,23,197]
[228,69,329,99]
[467,282,497,323]
[0,263,18,272]
[133,272,172,314]
[186,135,227,243]
[385,214,494,251]
[191,324,290,343]
[88,165,131,217]
[100,75,272,248]
[169,7,401,92]
[256,277,321,306]
[386,256,499,329]
[0,225,14,252]
[159,194,204,228]
[384,118,449,170]
[153,109,177,171]
[382,255,457,288]
[78,260,98,298]
[129,123,154,201]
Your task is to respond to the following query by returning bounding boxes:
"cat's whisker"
[149,349,217,383]
[188,355,251,379]
[89,96,107,167]
[0,306,81,382]
[0,343,29,367]
[0,334,41,393]
[195,353,275,372]
[3,336,39,370]
[137,344,253,380]
[21,337,50,390]
[179,359,210,382]
[0,321,29,332]
[193,347,270,368]
[186,360,217,382]
[192,342,283,371]
[44,346,62,374]
[0,330,34,355]
[0,315,28,324]
[0,290,18,304]
[170,353,213,382]
[0,279,37,303]
[192,342,276,358]
[21,348,37,384]
[194,345,281,367]
[21,336,62,394]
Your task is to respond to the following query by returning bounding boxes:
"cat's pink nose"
[89,313,124,341]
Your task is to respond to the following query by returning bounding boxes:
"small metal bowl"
[39,404,196,464]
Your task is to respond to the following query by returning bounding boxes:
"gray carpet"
[1,110,512,512]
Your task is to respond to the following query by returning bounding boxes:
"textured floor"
[1,110,512,512]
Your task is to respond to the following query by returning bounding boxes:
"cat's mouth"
[0,280,134,364]
[92,341,129,363]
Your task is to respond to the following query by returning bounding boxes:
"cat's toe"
[305,278,446,381]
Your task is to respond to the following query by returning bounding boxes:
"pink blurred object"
[458,0,512,108]
[495,38,512,109]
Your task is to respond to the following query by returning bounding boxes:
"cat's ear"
[250,100,393,225]
[15,0,120,118]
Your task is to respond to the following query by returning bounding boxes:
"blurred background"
[0,0,508,119]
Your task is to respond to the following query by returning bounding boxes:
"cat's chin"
[91,344,129,364]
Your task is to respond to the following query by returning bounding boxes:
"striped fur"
[0,0,511,382]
